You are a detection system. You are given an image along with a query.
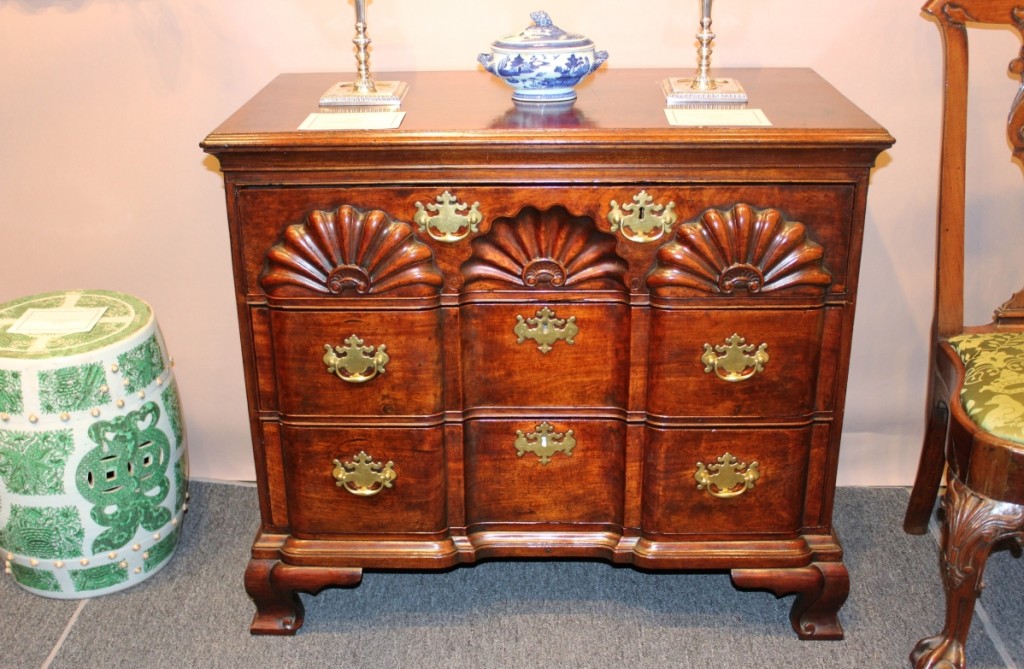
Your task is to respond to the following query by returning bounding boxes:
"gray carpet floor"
[2,482,1022,669]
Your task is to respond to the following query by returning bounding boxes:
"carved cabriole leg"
[911,476,1024,669]
[731,561,849,639]
[245,558,363,635]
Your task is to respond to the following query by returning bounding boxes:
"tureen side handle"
[478,52,497,74]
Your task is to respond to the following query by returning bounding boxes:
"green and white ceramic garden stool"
[0,290,187,598]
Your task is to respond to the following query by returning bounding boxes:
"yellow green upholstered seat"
[949,331,1024,446]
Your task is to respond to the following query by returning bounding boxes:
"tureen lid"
[491,11,594,50]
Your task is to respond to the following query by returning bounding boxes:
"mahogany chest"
[202,69,893,637]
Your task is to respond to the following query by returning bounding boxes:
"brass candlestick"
[662,0,747,105]
[320,0,408,107]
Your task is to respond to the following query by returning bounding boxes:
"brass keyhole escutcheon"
[514,422,576,465]
[513,307,578,354]
[332,451,397,497]
[607,190,677,243]
[323,335,390,383]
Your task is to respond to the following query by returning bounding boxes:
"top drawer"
[232,184,858,298]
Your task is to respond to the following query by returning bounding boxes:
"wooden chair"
[904,1,1024,667]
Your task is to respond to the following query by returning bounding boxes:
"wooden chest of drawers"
[202,69,893,637]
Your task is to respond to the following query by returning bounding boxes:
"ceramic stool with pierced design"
[0,289,188,598]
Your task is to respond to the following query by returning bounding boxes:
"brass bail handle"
[413,190,482,243]
[701,333,769,382]
[695,452,760,499]
[332,451,397,497]
[323,334,389,383]
[607,190,678,243]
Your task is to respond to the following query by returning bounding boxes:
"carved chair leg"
[731,561,848,639]
[905,398,949,534]
[245,558,363,635]
[911,476,1024,669]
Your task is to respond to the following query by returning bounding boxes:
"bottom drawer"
[464,418,626,526]
[641,425,813,537]
[281,425,447,537]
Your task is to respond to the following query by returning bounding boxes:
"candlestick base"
[661,77,747,104]
[320,80,408,107]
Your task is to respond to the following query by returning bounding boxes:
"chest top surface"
[202,68,892,156]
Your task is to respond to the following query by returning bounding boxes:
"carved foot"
[245,558,363,635]
[910,633,965,669]
[731,561,848,639]
[910,476,1024,668]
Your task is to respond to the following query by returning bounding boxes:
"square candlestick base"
[661,77,748,104]
[319,80,408,107]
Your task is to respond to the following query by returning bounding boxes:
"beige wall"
[1,0,1022,485]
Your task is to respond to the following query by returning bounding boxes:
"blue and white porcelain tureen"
[478,11,608,104]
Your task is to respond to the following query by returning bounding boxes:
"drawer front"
[234,184,857,297]
[641,425,811,536]
[462,303,630,409]
[464,418,626,526]
[282,425,446,536]
[269,308,443,417]
[647,307,826,419]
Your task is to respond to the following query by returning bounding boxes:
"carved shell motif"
[461,206,628,291]
[260,205,443,297]
[646,204,832,297]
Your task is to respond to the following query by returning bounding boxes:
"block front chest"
[202,69,893,636]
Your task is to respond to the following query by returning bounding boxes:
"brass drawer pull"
[414,190,482,242]
[323,335,390,383]
[514,421,576,465]
[514,307,578,354]
[607,190,677,243]
[332,451,397,496]
[695,453,760,499]
[701,333,769,382]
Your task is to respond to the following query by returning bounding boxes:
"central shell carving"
[260,205,443,297]
[647,204,832,297]
[461,206,628,291]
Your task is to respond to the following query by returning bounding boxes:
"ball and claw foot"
[911,634,965,669]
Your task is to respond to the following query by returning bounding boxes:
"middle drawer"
[269,307,444,418]
[647,305,828,419]
[460,302,630,409]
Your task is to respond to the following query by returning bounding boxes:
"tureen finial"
[530,11,553,27]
